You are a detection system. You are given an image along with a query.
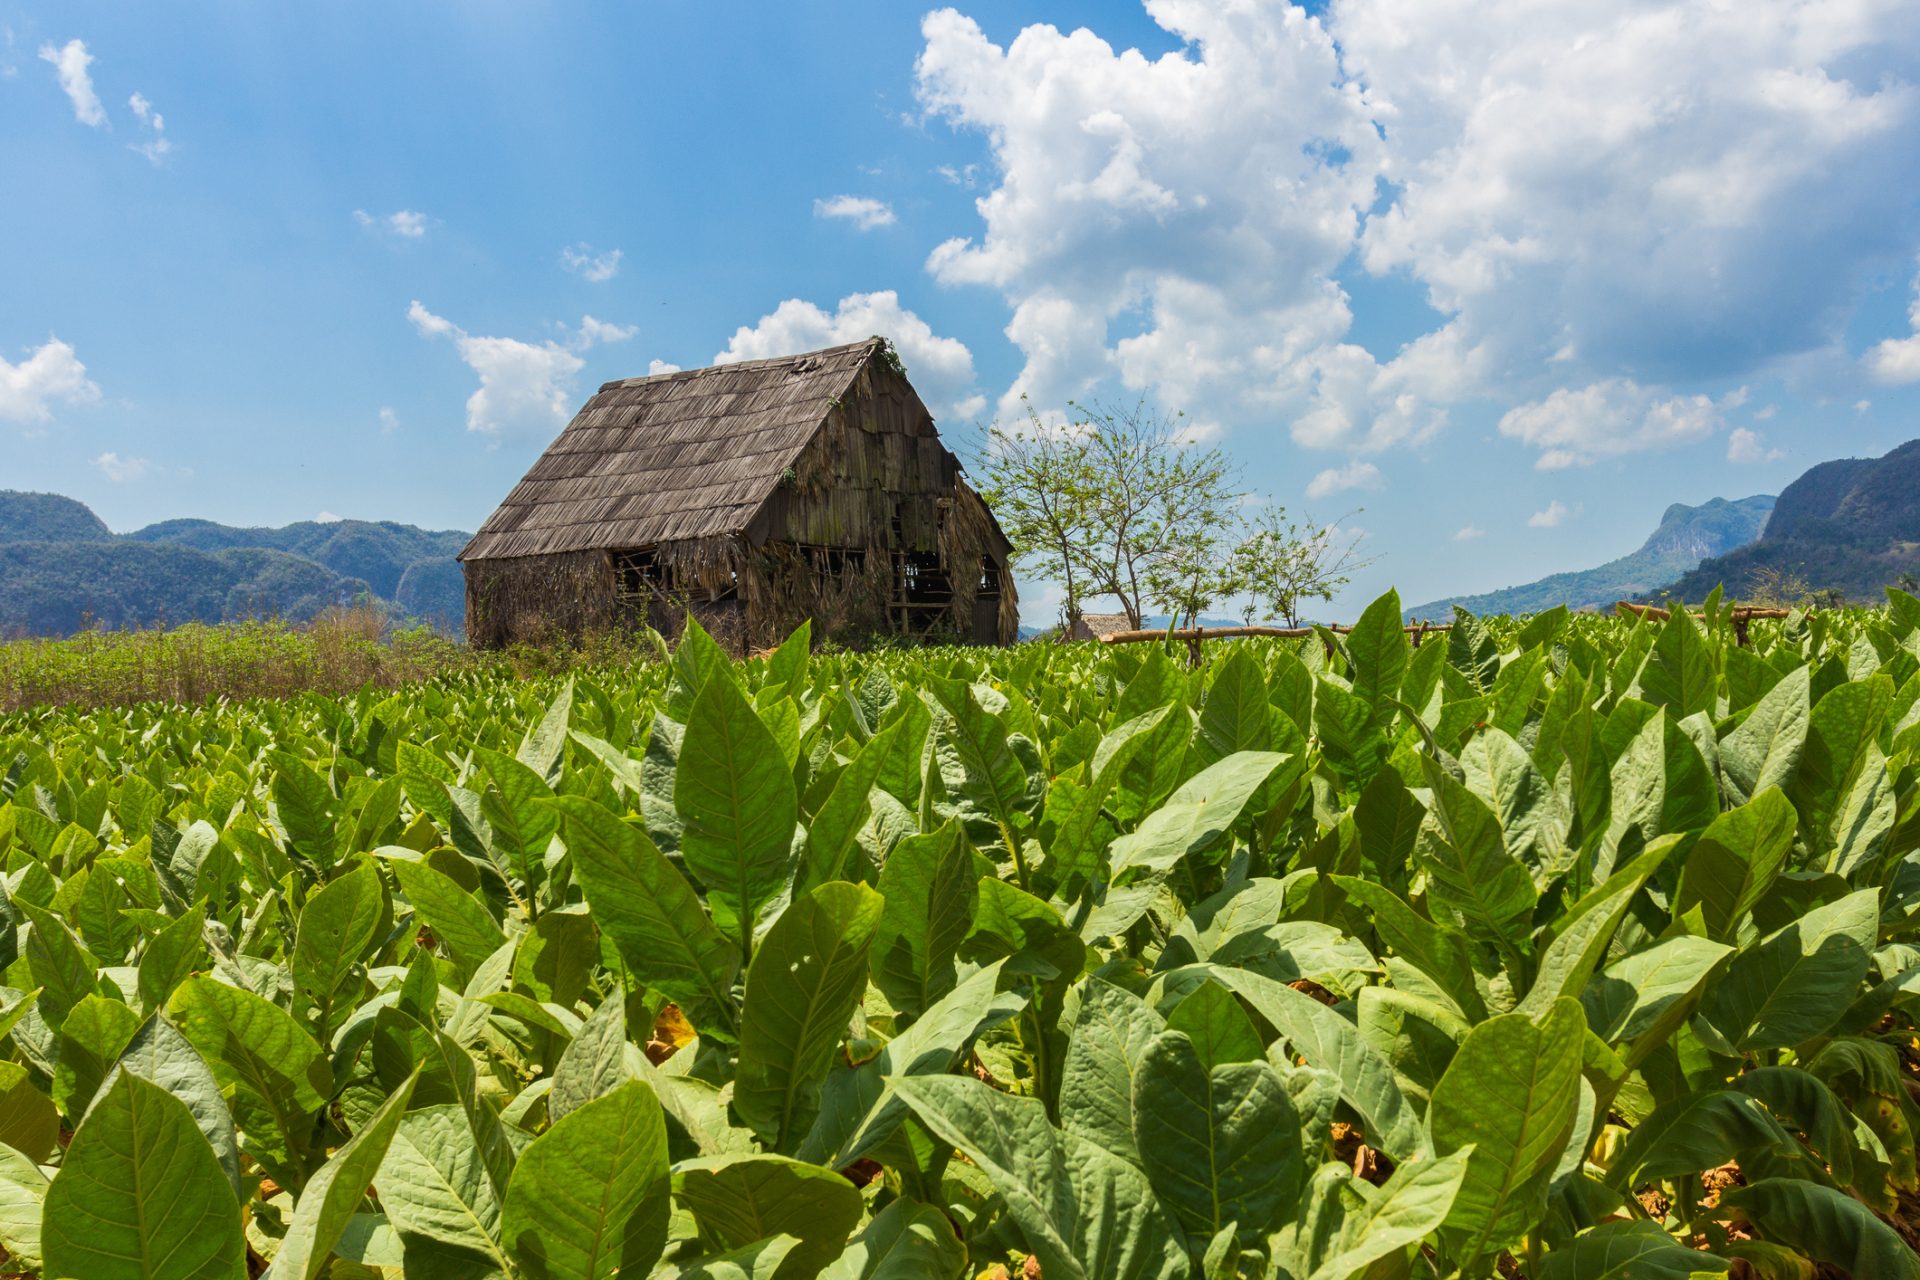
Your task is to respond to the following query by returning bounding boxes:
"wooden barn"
[459,337,1018,650]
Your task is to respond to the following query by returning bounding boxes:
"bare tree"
[1234,505,1377,627]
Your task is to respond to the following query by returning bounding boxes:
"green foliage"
[0,489,471,637]
[0,595,1918,1276]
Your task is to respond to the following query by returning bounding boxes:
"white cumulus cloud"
[915,5,1381,424]
[561,244,623,282]
[1497,380,1730,470]
[127,92,169,164]
[814,196,897,231]
[1726,427,1784,464]
[1528,500,1575,529]
[355,209,431,239]
[409,303,635,438]
[573,316,638,349]
[1865,276,1920,384]
[1453,524,1485,541]
[912,0,1920,453]
[716,290,985,421]
[39,38,104,127]
[92,452,151,482]
[1305,459,1383,499]
[1,338,100,424]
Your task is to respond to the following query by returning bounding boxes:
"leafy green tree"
[1143,499,1243,629]
[1076,400,1241,628]
[974,401,1101,632]
[1233,504,1375,626]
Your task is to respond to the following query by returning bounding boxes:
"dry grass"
[0,606,667,712]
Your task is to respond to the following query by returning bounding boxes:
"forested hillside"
[0,490,469,636]
[1408,495,1774,617]
[1664,440,1920,602]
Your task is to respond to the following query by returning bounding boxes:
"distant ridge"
[0,491,471,638]
[1407,495,1775,619]
[1661,440,1920,603]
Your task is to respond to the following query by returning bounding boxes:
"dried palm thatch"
[461,337,1017,651]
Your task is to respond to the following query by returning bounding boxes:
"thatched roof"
[461,339,883,561]
[1070,612,1134,641]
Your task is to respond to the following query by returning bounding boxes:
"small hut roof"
[1071,612,1134,640]
[460,339,884,561]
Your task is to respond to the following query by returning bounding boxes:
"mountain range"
[0,491,469,638]
[1411,438,1920,616]
[1406,495,1777,619]
[1661,440,1920,603]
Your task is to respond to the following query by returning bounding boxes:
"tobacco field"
[5,591,1920,1279]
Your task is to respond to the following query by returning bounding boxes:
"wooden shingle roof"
[460,339,880,561]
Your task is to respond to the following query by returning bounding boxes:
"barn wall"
[465,350,1021,651]
[465,551,624,648]
[748,357,1020,645]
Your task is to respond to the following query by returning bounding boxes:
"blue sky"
[5,0,1919,622]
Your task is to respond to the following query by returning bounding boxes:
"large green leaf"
[0,1142,47,1274]
[1581,935,1731,1066]
[555,796,740,1039]
[1787,671,1892,849]
[871,823,975,1016]
[501,1078,671,1280]
[1698,887,1877,1052]
[52,991,142,1121]
[1296,1148,1472,1280]
[19,900,102,1029]
[42,1071,245,1280]
[1640,611,1716,722]
[891,1075,1186,1280]
[393,857,505,981]
[674,1154,866,1280]
[1055,979,1168,1166]
[1607,1090,1811,1191]
[1723,1179,1920,1280]
[924,683,1039,846]
[170,975,331,1175]
[1164,980,1265,1069]
[375,1104,512,1272]
[1516,839,1672,1019]
[1196,647,1274,762]
[1720,666,1809,805]
[820,1198,965,1280]
[1214,968,1427,1163]
[113,1013,243,1197]
[267,1070,419,1280]
[1331,875,1486,1021]
[1537,1220,1729,1278]
[795,962,1018,1169]
[270,748,338,867]
[1416,759,1537,947]
[1346,588,1410,731]
[1132,1029,1302,1248]
[1427,997,1586,1262]
[291,859,383,1019]
[677,671,799,944]
[0,1061,58,1163]
[1108,751,1289,880]
[735,881,884,1150]
[1671,788,1797,943]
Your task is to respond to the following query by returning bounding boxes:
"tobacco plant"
[2,590,1920,1277]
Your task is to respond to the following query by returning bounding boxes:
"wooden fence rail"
[1092,603,1794,664]
[1096,621,1454,666]
[1614,601,1791,646]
